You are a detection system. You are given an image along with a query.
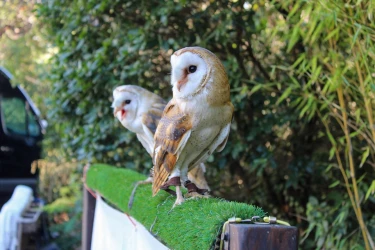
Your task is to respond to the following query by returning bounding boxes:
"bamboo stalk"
[344,6,375,247]
[328,112,375,150]
[336,86,370,250]
[319,112,359,220]
[354,55,375,143]
[325,18,372,245]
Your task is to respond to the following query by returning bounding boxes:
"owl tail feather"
[152,165,170,196]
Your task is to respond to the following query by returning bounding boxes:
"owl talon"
[185,191,211,199]
[184,180,209,195]
[160,176,181,196]
[173,198,185,208]
[172,185,185,208]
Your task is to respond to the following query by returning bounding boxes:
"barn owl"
[152,47,234,207]
[112,85,210,207]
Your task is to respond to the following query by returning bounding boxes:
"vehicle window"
[1,97,27,135]
[0,97,41,137]
[26,103,41,137]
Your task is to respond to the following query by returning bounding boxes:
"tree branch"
[230,2,271,82]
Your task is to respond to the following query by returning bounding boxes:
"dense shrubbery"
[37,0,375,249]
[34,158,82,249]
[0,0,50,108]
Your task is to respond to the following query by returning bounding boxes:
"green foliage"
[1,1,83,249]
[35,159,82,250]
[36,0,375,249]
[86,164,265,250]
[0,0,51,110]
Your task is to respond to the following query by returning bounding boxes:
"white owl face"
[112,86,139,127]
[171,52,207,99]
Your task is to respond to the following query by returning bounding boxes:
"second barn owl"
[112,85,209,207]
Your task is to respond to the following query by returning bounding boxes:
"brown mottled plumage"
[152,101,193,196]
[112,85,210,208]
[152,47,234,206]
[142,103,165,135]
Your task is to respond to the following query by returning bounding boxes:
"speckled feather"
[152,100,192,196]
[152,47,234,198]
[142,102,165,135]
[112,85,211,196]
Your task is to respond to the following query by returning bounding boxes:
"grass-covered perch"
[86,164,266,250]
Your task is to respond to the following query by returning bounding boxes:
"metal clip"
[251,216,267,224]
[251,216,277,224]
[267,216,277,224]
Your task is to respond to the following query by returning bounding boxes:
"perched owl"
[152,47,234,207]
[112,85,210,207]
[112,85,166,156]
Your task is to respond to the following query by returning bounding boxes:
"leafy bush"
[37,0,375,249]
[33,157,82,250]
[0,0,50,107]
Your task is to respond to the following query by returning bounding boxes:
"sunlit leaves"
[37,0,375,248]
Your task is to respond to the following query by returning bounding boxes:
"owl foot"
[173,186,185,208]
[185,191,211,199]
[137,176,153,185]
[184,180,209,195]
[160,176,182,196]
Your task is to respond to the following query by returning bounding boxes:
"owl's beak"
[113,106,122,117]
[177,77,188,92]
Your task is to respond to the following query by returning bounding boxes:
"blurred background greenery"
[1,0,375,249]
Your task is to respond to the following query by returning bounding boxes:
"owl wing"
[140,99,167,155]
[141,101,166,135]
[188,102,234,168]
[136,134,153,156]
[152,100,192,196]
[215,102,234,152]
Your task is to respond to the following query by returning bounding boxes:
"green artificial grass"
[86,164,266,250]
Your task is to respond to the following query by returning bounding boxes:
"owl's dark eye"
[188,65,197,74]
[125,100,131,104]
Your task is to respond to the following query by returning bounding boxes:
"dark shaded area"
[36,0,375,248]
[0,68,44,207]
